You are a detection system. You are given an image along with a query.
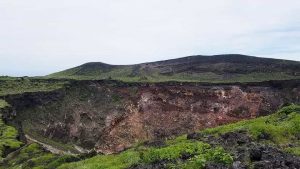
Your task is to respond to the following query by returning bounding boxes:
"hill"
[48,54,300,82]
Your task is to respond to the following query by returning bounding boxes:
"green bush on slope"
[4,141,231,169]
[0,100,9,108]
[58,140,232,169]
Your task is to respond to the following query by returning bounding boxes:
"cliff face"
[2,80,300,154]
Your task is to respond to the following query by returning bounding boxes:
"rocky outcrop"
[2,80,300,154]
[187,130,300,169]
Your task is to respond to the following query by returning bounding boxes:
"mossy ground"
[0,100,23,161]
[0,100,9,109]
[58,140,232,169]
[0,78,68,96]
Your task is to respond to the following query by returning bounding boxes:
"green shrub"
[178,146,232,169]
[59,150,140,169]
[0,100,10,108]
[141,141,210,163]
[285,147,300,156]
[46,155,81,169]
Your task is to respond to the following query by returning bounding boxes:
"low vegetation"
[58,140,232,169]
[0,78,68,96]
[0,100,23,161]
[0,100,9,108]
[0,143,80,169]
[49,70,299,83]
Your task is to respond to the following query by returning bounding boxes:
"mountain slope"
[48,54,300,82]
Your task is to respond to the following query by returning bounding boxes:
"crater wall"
[2,80,299,154]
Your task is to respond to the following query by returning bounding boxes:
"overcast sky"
[0,0,299,76]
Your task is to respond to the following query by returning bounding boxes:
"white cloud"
[0,0,299,76]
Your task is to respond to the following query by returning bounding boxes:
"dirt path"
[25,134,76,155]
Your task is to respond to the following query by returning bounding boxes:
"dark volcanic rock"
[205,162,228,169]
[143,139,166,148]
[250,146,300,169]
[249,147,262,161]
[187,132,205,140]
[129,160,169,169]
[220,130,252,146]
[193,130,300,169]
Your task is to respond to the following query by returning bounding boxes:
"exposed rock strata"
[2,80,299,154]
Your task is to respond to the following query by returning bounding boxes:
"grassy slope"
[201,104,300,156]
[2,105,298,169]
[0,77,68,96]
[0,100,9,108]
[49,71,300,83]
[0,100,23,160]
[58,141,232,169]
